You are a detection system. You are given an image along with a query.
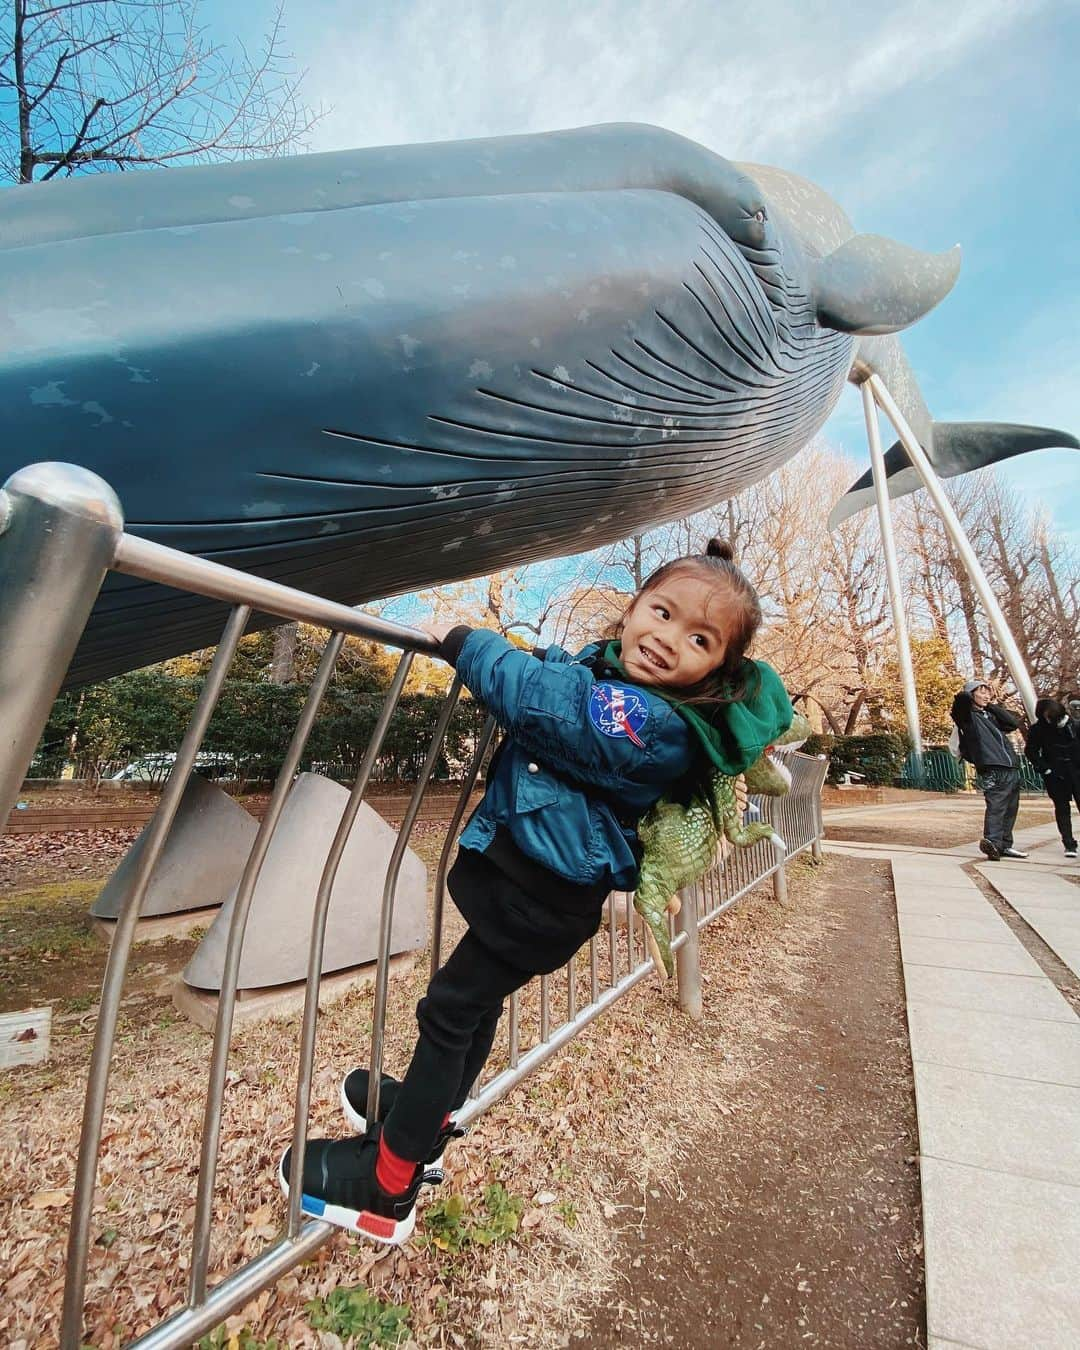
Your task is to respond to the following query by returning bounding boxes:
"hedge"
[32,670,490,786]
[801,731,909,786]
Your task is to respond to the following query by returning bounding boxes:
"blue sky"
[237,0,1078,543]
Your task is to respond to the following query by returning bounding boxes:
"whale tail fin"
[828,421,1080,528]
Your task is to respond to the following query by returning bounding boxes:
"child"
[280,539,793,1243]
[1025,698,1080,858]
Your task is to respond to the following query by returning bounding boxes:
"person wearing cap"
[950,679,1026,861]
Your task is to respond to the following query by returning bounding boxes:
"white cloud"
[298,0,1045,168]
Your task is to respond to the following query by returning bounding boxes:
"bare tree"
[2,0,321,183]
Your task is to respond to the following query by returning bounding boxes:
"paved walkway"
[826,822,1080,1350]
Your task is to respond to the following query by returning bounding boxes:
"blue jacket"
[450,632,697,891]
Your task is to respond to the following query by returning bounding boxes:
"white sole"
[277,1150,415,1246]
[339,1076,446,1182]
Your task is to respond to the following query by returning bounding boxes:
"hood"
[601,642,794,776]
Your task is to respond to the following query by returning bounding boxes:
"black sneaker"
[278,1122,422,1244]
[1065,846,1078,859]
[340,1069,466,1185]
[979,838,1001,861]
[1001,848,1028,860]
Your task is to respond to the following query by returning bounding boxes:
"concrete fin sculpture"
[181,773,426,992]
[90,772,258,921]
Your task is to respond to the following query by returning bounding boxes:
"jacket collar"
[588,640,793,776]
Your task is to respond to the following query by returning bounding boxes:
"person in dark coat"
[950,679,1026,861]
[1025,698,1080,858]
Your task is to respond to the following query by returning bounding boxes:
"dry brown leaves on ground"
[0,850,833,1349]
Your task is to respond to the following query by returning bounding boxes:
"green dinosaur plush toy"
[634,714,811,978]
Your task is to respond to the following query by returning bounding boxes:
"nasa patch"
[588,683,649,747]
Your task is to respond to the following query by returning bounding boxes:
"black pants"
[1048,782,1080,849]
[382,847,604,1162]
[977,767,1020,849]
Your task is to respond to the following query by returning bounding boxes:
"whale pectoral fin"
[828,422,1080,527]
[812,235,961,336]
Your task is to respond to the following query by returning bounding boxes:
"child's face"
[620,572,729,690]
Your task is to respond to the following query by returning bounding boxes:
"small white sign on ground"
[0,1006,51,1070]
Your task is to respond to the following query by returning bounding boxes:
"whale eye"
[753,208,767,224]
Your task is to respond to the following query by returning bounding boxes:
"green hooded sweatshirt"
[600,641,794,777]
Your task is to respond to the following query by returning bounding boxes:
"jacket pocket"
[515,761,561,814]
[520,678,578,724]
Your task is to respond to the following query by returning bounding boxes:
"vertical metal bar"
[674,885,702,1020]
[589,937,600,1005]
[608,895,618,986]
[869,373,1037,720]
[286,651,413,1237]
[62,605,249,1350]
[0,463,124,830]
[860,380,923,772]
[189,630,345,1306]
[540,974,551,1043]
[567,958,577,1022]
[508,992,520,1068]
[625,895,635,971]
[773,861,788,904]
[367,679,463,1124]
[431,715,498,978]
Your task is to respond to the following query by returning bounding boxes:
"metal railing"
[900,747,1046,793]
[0,463,826,1349]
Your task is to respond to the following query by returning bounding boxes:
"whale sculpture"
[1,122,1072,687]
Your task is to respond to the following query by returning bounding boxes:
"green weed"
[422,1182,524,1253]
[305,1285,411,1346]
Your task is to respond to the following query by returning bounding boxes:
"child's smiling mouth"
[636,644,671,671]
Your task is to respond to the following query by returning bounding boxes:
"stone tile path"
[826,821,1080,1349]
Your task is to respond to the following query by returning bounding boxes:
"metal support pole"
[869,375,1038,721]
[0,463,124,830]
[773,860,789,904]
[860,380,924,776]
[674,885,702,1020]
[366,679,463,1125]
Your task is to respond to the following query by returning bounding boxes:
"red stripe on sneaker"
[357,1210,398,1241]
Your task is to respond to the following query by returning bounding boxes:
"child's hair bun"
[705,537,735,562]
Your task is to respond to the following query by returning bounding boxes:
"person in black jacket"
[950,679,1026,861]
[1025,698,1080,858]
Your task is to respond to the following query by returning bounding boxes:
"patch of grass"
[422,1182,525,1253]
[0,878,101,914]
[60,993,97,1013]
[197,1328,280,1350]
[0,879,101,962]
[304,1285,411,1346]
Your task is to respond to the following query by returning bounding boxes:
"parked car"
[109,752,237,784]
